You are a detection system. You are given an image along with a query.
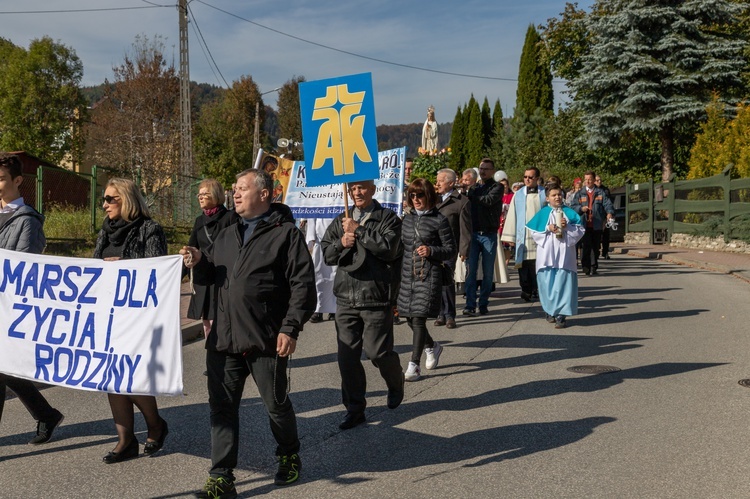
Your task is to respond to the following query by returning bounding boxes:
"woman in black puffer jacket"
[398,179,456,382]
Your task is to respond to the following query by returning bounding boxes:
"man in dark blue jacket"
[182,168,316,498]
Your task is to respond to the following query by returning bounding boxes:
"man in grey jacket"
[0,154,64,444]
[321,180,405,430]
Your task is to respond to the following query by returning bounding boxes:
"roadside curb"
[181,320,205,345]
[616,247,750,284]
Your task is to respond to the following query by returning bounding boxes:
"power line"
[194,0,521,82]
[187,2,230,88]
[189,16,223,88]
[0,6,170,14]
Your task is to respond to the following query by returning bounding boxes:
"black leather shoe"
[338,412,366,430]
[29,411,64,445]
[387,372,405,409]
[309,313,323,323]
[520,292,532,302]
[103,438,139,464]
[144,418,169,455]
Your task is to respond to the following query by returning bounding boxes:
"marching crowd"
[0,152,614,499]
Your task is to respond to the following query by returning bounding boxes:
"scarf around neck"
[103,216,143,246]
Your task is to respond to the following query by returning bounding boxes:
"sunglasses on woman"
[102,195,120,204]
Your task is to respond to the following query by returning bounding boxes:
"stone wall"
[625,232,750,254]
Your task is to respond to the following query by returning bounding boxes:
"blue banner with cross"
[299,73,379,187]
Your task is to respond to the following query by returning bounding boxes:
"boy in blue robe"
[526,184,585,328]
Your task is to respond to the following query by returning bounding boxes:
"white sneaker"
[424,342,443,370]
[404,361,421,381]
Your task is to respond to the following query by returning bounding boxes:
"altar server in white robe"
[526,185,585,329]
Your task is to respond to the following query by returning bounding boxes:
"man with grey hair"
[182,168,317,497]
[434,168,472,329]
[321,179,405,431]
[459,168,478,195]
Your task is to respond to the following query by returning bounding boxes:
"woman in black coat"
[185,178,238,338]
[94,178,169,463]
[398,179,456,382]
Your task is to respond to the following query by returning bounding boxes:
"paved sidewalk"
[613,242,750,284]
[179,281,204,343]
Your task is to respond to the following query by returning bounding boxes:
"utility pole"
[252,87,282,163]
[178,0,193,222]
[178,0,192,177]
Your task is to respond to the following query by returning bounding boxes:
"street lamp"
[253,87,282,163]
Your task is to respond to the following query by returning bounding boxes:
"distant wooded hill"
[81,83,452,155]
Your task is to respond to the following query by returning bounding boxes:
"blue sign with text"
[299,73,379,187]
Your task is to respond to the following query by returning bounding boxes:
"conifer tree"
[571,0,747,181]
[449,105,466,171]
[465,96,484,169]
[481,97,493,152]
[516,25,554,118]
[491,99,504,161]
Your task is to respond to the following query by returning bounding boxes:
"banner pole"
[343,183,350,218]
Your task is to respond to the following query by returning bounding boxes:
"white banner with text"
[0,249,184,396]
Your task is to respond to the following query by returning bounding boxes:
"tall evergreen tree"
[465,95,484,169]
[571,0,747,181]
[491,99,505,163]
[481,97,493,152]
[516,25,554,117]
[449,105,466,171]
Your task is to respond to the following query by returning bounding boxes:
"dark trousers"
[407,317,434,364]
[518,259,538,295]
[334,304,403,415]
[601,227,611,257]
[581,228,602,272]
[0,374,59,423]
[438,260,456,320]
[206,349,299,478]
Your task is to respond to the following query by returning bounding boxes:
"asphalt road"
[2,254,749,498]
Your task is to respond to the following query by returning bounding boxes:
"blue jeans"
[465,232,497,310]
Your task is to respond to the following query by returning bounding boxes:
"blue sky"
[2,0,594,125]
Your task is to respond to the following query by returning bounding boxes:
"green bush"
[690,214,750,243]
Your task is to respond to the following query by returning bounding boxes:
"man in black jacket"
[464,158,504,316]
[434,168,472,328]
[182,168,316,498]
[321,180,405,431]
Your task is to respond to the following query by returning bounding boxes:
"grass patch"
[43,205,192,257]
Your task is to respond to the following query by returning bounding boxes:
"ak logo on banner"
[299,73,379,187]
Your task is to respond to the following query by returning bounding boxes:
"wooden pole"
[343,183,350,218]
